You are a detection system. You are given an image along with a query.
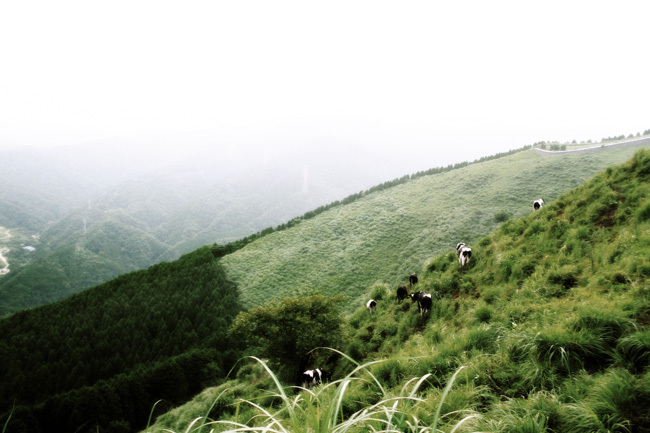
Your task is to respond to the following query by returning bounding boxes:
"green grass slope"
[221,144,648,310]
[144,149,650,433]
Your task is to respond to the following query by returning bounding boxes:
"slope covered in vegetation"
[221,145,647,310]
[146,149,650,433]
[0,142,418,317]
[0,247,243,433]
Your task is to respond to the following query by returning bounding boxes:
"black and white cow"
[458,246,472,268]
[302,369,321,387]
[366,299,377,313]
[533,198,545,211]
[457,242,472,267]
[410,291,432,317]
[301,368,331,387]
[418,293,432,317]
[409,273,418,289]
[396,285,409,303]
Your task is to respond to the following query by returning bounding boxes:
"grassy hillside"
[221,144,649,310]
[144,149,650,433]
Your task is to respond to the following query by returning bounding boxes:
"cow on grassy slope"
[409,291,432,317]
[409,273,418,289]
[301,368,331,387]
[456,242,472,268]
[396,285,408,303]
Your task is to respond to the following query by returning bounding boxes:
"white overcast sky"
[0,0,648,162]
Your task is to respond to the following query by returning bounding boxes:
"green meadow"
[222,145,647,311]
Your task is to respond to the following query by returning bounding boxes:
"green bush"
[475,306,492,323]
[372,359,406,388]
[546,265,579,294]
[370,284,388,301]
[616,330,650,373]
[637,201,650,222]
[494,210,512,223]
[465,326,498,352]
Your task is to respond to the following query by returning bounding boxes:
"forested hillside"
[0,142,419,316]
[145,149,650,433]
[0,247,243,433]
[221,144,648,310]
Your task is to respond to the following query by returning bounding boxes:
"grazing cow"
[533,198,545,211]
[302,368,329,387]
[456,242,466,254]
[396,285,409,303]
[410,291,432,317]
[458,246,472,268]
[409,273,418,289]
[418,293,432,317]
[366,299,377,313]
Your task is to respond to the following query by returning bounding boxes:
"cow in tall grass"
[301,368,331,387]
[409,291,432,317]
[409,273,418,289]
[396,285,408,303]
[533,198,545,211]
[456,242,472,268]
[366,299,377,313]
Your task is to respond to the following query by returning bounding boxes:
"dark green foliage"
[638,201,650,222]
[475,306,492,323]
[494,209,512,223]
[228,294,344,382]
[546,265,579,295]
[465,326,498,352]
[0,247,242,433]
[370,284,388,301]
[428,252,455,273]
[372,359,406,388]
[616,331,650,373]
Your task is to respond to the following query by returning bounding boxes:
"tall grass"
[149,355,478,433]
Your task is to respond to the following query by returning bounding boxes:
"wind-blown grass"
[145,355,478,433]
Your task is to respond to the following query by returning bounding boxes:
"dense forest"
[0,247,242,433]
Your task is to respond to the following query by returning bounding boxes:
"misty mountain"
[0,140,429,315]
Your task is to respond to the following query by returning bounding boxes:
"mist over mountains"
[0,139,448,315]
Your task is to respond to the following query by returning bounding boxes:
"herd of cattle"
[366,239,474,319]
[303,198,545,387]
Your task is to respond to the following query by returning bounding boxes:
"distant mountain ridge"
[0,141,425,316]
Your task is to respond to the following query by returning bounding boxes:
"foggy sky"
[0,1,648,166]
